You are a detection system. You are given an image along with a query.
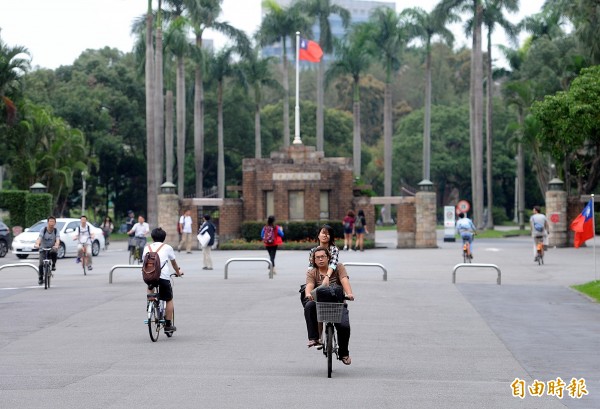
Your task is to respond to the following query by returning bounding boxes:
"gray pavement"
[0,230,598,408]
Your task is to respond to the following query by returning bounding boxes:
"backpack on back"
[142,243,166,285]
[263,225,275,245]
[355,216,363,230]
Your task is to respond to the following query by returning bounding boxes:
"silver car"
[11,218,105,259]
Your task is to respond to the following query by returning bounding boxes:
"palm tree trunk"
[517,139,525,230]
[255,86,262,159]
[217,81,225,198]
[316,59,324,151]
[352,79,361,178]
[145,6,157,223]
[194,35,204,198]
[282,38,290,148]
[165,89,174,182]
[423,45,432,182]
[473,0,484,229]
[176,56,185,199]
[383,75,393,223]
[154,23,164,187]
[485,32,494,229]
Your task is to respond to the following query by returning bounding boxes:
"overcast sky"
[0,0,544,70]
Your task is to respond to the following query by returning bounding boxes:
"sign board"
[550,213,560,223]
[444,206,456,242]
[456,200,470,214]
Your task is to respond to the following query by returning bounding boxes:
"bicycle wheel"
[44,263,50,290]
[129,247,135,265]
[148,302,161,342]
[326,325,334,378]
[81,253,87,275]
[463,249,468,263]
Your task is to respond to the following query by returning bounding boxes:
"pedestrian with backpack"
[142,227,183,334]
[261,215,284,274]
[199,214,216,270]
[353,210,369,251]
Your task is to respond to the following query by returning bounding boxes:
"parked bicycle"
[145,273,179,342]
[316,299,351,378]
[534,236,544,265]
[38,247,53,289]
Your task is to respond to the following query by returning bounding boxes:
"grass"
[572,281,600,303]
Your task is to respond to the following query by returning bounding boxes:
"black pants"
[38,249,57,277]
[266,245,278,267]
[304,300,351,357]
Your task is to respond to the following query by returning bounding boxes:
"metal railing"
[452,263,502,285]
[0,263,39,275]
[109,264,141,284]
[343,262,388,281]
[224,258,273,279]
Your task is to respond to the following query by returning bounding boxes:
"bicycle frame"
[535,236,544,265]
[145,274,177,342]
[462,238,472,263]
[40,247,53,290]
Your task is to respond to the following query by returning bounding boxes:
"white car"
[11,218,105,259]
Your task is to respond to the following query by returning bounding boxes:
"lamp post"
[29,182,47,194]
[81,171,87,215]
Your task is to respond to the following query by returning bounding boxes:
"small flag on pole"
[570,199,595,248]
[299,37,323,62]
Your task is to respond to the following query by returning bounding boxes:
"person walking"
[100,216,114,249]
[177,209,193,254]
[342,210,355,251]
[261,215,284,274]
[530,205,549,260]
[199,215,216,270]
[353,210,368,251]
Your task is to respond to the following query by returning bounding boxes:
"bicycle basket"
[316,302,345,323]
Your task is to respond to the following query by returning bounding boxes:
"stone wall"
[219,199,243,242]
[157,193,180,248]
[415,191,437,248]
[397,198,416,248]
[546,190,568,247]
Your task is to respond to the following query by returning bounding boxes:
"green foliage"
[25,193,52,226]
[240,220,345,242]
[572,281,600,303]
[0,190,28,227]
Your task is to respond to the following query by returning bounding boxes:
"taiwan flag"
[299,37,323,63]
[570,199,595,248]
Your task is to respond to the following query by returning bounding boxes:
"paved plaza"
[0,230,598,408]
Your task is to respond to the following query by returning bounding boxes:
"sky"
[0,0,545,70]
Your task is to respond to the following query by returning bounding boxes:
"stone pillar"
[219,198,243,243]
[416,190,437,248]
[546,178,567,247]
[397,197,416,248]
[158,182,180,248]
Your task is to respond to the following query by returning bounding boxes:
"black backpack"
[142,243,166,285]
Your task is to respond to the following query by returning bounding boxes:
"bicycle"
[461,235,473,263]
[129,237,144,265]
[145,274,178,342]
[78,241,91,275]
[534,236,544,265]
[39,247,53,290]
[316,300,348,378]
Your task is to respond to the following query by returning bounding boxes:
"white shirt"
[142,242,176,280]
[77,224,93,244]
[131,222,150,238]
[179,215,193,233]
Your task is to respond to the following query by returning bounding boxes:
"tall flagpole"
[293,32,302,145]
[592,194,596,281]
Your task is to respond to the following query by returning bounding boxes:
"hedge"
[241,220,345,242]
[0,190,52,228]
[25,193,52,226]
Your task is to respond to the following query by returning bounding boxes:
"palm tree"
[144,0,157,222]
[208,47,244,198]
[294,0,350,153]
[186,0,249,198]
[366,8,407,222]
[480,0,518,228]
[400,6,457,183]
[437,0,484,228]
[257,0,311,150]
[154,0,165,188]
[241,49,281,158]
[325,26,372,178]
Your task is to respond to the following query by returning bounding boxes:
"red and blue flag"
[299,37,323,63]
[570,199,595,248]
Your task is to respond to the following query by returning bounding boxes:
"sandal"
[307,339,321,348]
[341,356,352,365]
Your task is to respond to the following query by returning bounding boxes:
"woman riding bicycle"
[303,247,354,365]
[74,215,95,271]
[307,224,347,279]
[456,212,476,259]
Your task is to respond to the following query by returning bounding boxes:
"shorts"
[355,228,365,234]
[344,228,353,235]
[147,278,173,301]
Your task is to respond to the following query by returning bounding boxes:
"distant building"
[261,0,395,61]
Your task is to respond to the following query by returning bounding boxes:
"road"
[0,231,598,408]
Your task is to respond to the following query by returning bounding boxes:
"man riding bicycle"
[456,212,476,259]
[34,216,61,285]
[128,215,150,261]
[530,206,549,261]
[74,215,95,271]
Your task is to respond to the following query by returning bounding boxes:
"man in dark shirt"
[34,216,61,285]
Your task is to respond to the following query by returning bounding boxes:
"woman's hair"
[358,209,365,218]
[151,227,166,242]
[346,209,355,218]
[316,224,335,247]
[267,215,275,226]
[311,246,331,265]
